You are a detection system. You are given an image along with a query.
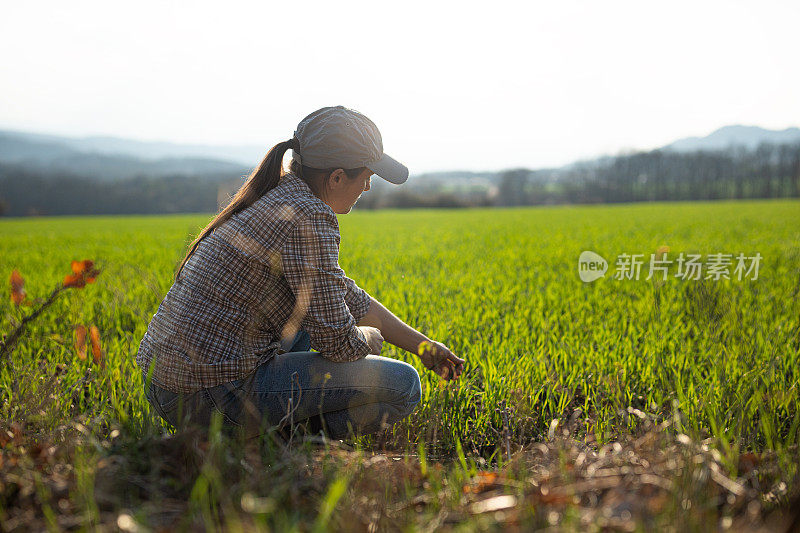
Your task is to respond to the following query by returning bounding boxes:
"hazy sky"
[1,0,798,172]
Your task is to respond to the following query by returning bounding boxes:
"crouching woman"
[135,106,465,440]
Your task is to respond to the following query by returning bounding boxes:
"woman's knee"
[357,356,421,413]
[392,360,422,410]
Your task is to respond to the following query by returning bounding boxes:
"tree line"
[0,163,232,216]
[494,142,800,206]
[1,142,798,216]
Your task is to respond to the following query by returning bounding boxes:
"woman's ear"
[327,168,347,190]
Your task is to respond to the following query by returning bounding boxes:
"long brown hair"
[173,138,367,283]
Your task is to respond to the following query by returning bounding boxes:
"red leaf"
[464,471,501,494]
[75,325,87,361]
[71,260,93,275]
[63,273,87,289]
[65,260,100,288]
[9,270,26,306]
[89,325,103,366]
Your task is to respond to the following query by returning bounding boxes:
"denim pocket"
[145,381,181,425]
[203,378,247,427]
[155,386,181,413]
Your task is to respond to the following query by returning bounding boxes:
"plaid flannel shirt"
[135,172,373,393]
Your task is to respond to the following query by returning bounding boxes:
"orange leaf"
[65,260,100,288]
[75,325,87,360]
[9,270,26,306]
[89,325,103,365]
[63,273,86,289]
[464,471,501,494]
[71,260,92,275]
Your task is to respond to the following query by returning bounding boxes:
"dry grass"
[2,411,799,532]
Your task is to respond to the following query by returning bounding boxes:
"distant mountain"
[0,129,266,166]
[0,132,77,162]
[3,124,799,187]
[662,125,800,153]
[0,130,250,181]
[0,128,504,188]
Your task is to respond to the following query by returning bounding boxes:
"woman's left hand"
[417,340,465,381]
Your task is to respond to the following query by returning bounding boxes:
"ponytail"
[173,138,297,283]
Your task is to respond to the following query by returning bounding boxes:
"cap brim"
[367,153,408,184]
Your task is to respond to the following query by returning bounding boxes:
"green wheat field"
[1,199,799,531]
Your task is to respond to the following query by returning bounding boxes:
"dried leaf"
[64,260,101,288]
[63,273,87,289]
[89,325,103,365]
[464,471,500,494]
[71,260,90,275]
[9,269,26,306]
[75,325,87,360]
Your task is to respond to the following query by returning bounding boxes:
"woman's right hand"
[418,340,465,381]
[358,326,384,355]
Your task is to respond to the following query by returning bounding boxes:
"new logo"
[578,251,608,283]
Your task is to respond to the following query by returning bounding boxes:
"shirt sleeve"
[343,274,372,324]
[280,210,371,362]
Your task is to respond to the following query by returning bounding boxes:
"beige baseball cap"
[291,106,409,184]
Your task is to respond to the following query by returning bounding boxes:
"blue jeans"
[143,330,422,440]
